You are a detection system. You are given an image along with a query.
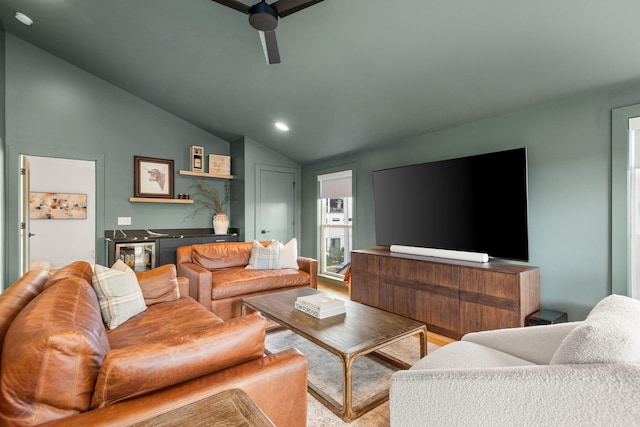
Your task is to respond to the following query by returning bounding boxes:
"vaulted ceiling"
[2,0,640,164]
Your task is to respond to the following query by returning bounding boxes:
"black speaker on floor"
[527,309,568,326]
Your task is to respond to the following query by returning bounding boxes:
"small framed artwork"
[190,146,204,173]
[30,192,88,220]
[134,156,174,198]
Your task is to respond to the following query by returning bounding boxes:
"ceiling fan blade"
[211,0,250,14]
[259,31,281,64]
[270,0,324,18]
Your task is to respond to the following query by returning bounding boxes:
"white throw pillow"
[551,294,640,365]
[245,240,280,270]
[278,238,299,270]
[92,260,147,329]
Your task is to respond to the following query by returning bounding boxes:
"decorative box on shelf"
[294,294,346,319]
[209,154,231,176]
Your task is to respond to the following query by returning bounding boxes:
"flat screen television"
[373,148,529,261]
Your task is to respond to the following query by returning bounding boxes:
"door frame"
[612,104,640,296]
[5,143,105,286]
[254,164,300,242]
[20,156,30,276]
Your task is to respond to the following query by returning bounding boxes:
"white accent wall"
[28,156,96,268]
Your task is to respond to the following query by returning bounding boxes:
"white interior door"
[256,167,295,242]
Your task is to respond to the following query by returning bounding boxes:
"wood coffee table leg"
[305,328,428,422]
[343,354,354,422]
[309,351,388,422]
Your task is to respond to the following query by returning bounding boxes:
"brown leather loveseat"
[177,241,318,319]
[0,261,308,426]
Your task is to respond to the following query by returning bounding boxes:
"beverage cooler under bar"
[114,241,156,272]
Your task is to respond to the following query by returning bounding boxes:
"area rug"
[265,329,439,426]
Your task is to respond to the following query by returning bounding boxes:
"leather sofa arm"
[177,277,189,298]
[177,262,212,309]
[41,348,308,427]
[175,245,192,265]
[297,256,318,289]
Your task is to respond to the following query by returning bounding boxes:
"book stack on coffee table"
[294,293,346,319]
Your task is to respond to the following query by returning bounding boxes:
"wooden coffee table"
[131,389,275,427]
[242,288,427,422]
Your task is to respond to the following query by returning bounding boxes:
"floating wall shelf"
[129,197,193,204]
[178,170,234,179]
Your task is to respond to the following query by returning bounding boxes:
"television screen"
[373,148,529,261]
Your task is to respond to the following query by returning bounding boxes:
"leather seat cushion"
[0,277,110,426]
[210,268,311,300]
[106,297,224,349]
[92,311,266,408]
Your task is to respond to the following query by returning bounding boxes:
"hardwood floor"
[426,330,456,347]
[318,278,455,347]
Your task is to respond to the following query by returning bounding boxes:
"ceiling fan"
[211,0,324,64]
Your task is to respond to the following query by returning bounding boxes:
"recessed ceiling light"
[275,122,290,131]
[15,12,33,26]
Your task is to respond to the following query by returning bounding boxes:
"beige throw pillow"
[92,260,147,329]
[551,294,640,365]
[278,238,299,270]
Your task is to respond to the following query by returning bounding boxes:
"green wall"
[302,82,640,321]
[3,35,304,285]
[3,35,232,283]
[6,28,640,320]
[231,136,301,243]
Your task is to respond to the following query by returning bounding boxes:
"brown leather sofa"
[177,241,318,319]
[0,261,308,427]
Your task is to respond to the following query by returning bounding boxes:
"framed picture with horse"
[134,156,174,199]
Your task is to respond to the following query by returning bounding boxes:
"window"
[318,171,352,279]
[612,105,640,298]
[629,118,640,298]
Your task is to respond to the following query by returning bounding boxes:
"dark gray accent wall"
[301,81,640,321]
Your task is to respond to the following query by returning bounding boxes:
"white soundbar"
[389,245,489,263]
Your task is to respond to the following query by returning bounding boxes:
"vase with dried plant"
[190,180,230,234]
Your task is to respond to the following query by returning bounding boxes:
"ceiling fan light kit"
[211,0,325,64]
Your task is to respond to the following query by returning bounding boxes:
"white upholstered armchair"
[390,295,640,427]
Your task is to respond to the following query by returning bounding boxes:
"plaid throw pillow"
[92,260,147,329]
[246,240,280,270]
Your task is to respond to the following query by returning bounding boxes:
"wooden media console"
[350,248,540,340]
